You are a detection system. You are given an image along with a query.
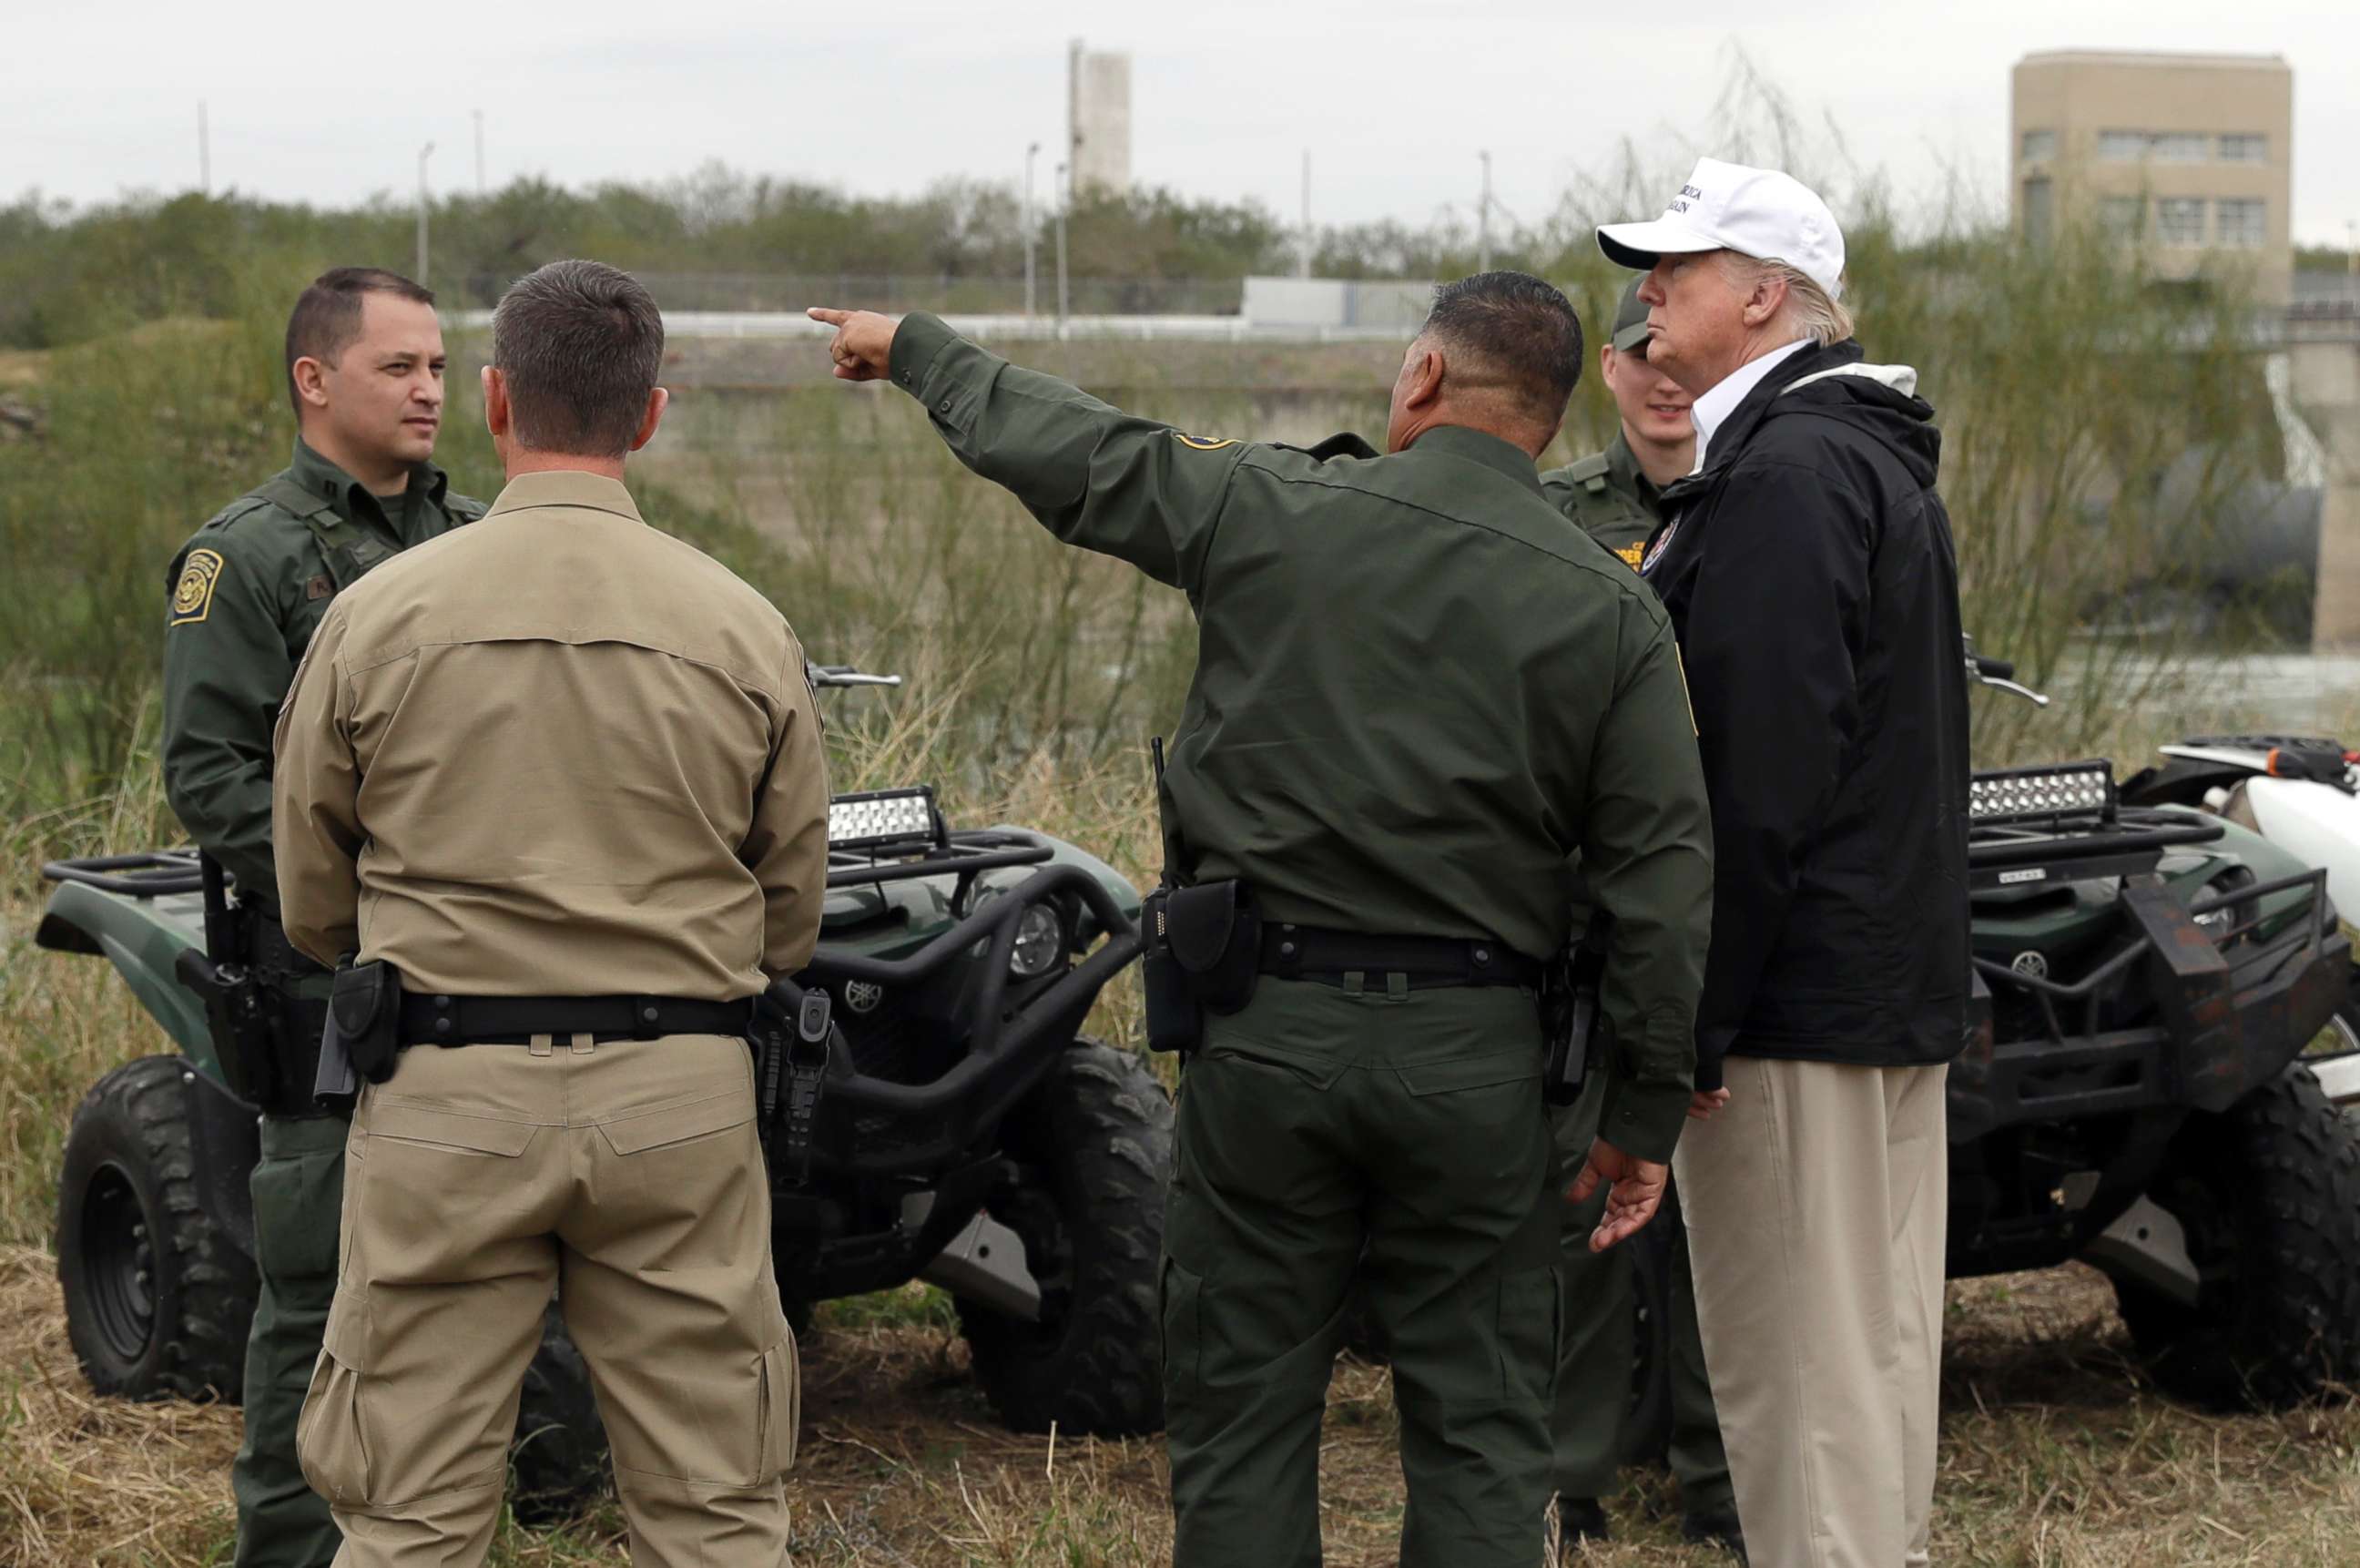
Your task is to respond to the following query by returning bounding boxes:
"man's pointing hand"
[807,307,899,382]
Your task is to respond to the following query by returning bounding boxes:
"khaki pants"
[1673,1057,1947,1568]
[297,1033,796,1568]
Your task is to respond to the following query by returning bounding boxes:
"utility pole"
[1024,141,1041,319]
[1299,149,1312,279]
[473,109,485,194]
[198,102,210,196]
[1477,150,1492,272]
[1055,161,1071,329]
[416,142,435,287]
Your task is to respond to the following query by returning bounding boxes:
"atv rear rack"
[41,850,204,898]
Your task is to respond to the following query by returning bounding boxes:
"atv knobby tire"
[958,1039,1171,1436]
[56,1056,258,1401]
[2110,1063,2360,1408]
[509,1307,613,1523]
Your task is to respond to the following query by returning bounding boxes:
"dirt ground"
[6,1243,2360,1567]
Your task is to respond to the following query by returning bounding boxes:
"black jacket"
[1643,339,1968,1089]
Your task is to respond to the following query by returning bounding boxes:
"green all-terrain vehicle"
[1612,648,2360,1462]
[36,665,1169,1508]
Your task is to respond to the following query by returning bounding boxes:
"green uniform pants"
[1552,1074,1729,1512]
[235,1110,349,1568]
[1161,978,1560,1568]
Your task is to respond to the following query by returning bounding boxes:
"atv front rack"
[1967,807,2224,891]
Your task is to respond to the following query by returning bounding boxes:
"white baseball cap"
[1595,158,1846,299]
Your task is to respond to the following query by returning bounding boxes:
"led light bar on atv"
[829,788,942,853]
[1969,761,2116,827]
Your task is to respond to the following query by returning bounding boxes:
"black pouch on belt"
[1165,880,1262,1013]
[328,960,403,1084]
[1142,886,1202,1055]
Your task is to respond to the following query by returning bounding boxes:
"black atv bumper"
[1951,866,2348,1140]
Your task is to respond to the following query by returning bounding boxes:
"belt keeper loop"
[570,1033,595,1055]
[529,1033,554,1057]
[1342,970,1365,997]
[1387,971,1409,1000]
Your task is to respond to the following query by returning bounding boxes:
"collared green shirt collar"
[1408,423,1546,499]
[1604,432,1666,520]
[482,469,645,524]
[289,436,452,530]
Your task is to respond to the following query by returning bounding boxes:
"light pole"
[416,142,435,287]
[1055,160,1071,329]
[1024,141,1042,319]
[1477,150,1492,272]
[1299,148,1312,279]
[198,102,210,196]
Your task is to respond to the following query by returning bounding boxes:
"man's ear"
[291,355,330,411]
[1402,346,1445,411]
[629,386,669,453]
[482,365,509,439]
[1742,273,1789,330]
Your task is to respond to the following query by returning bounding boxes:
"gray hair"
[1719,253,1854,347]
[491,260,666,457]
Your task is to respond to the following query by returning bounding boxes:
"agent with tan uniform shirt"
[273,259,829,1567]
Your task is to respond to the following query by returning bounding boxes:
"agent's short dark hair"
[491,260,666,458]
[284,267,435,417]
[1421,270,1586,429]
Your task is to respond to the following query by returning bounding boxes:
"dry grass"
[8,1237,2360,1565]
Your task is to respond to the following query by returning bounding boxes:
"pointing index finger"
[806,307,851,326]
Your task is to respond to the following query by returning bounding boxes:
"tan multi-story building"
[2010,50,2294,303]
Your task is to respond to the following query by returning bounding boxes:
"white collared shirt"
[1689,337,1811,473]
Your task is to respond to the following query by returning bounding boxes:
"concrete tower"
[1067,40,1132,199]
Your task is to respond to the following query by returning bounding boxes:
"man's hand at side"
[807,308,899,382]
[1566,1138,1670,1252]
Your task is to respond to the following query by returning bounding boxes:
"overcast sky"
[11,0,2359,249]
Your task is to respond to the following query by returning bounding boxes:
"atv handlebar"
[809,664,903,689]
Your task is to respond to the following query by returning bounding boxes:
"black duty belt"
[397,993,754,1047]
[1258,923,1542,991]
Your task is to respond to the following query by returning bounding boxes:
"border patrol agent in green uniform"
[1537,277,1738,1560]
[810,276,1714,1568]
[160,268,481,1568]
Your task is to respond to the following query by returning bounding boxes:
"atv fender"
[36,880,219,1072]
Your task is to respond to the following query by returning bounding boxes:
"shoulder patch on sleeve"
[1172,433,1236,452]
[169,548,227,626]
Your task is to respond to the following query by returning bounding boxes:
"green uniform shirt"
[162,438,483,912]
[1541,432,1663,568]
[888,312,1713,1158]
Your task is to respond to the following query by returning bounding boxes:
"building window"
[2219,133,2268,164]
[2156,198,2207,246]
[2100,196,2146,237]
[2150,133,2209,163]
[2217,199,2266,248]
[2098,130,2145,162]
[2022,177,2054,247]
[2020,129,2057,164]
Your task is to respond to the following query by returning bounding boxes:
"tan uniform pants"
[1673,1057,1947,1568]
[296,1033,797,1568]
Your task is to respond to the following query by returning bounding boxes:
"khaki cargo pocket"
[296,1300,373,1506]
[1496,1262,1562,1406]
[1158,1255,1203,1395]
[756,1330,800,1480]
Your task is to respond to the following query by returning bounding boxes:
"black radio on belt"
[329,960,403,1084]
